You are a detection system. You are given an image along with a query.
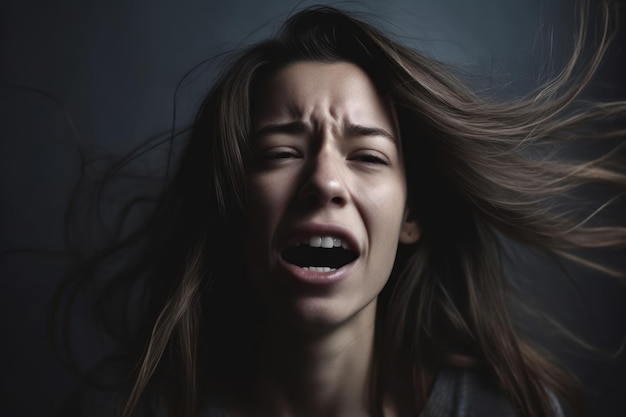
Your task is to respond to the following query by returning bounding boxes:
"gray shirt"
[198,367,564,417]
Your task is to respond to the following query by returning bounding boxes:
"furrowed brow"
[346,124,396,143]
[253,120,309,139]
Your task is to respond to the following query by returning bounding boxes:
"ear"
[399,206,420,244]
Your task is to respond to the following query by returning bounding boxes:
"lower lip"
[279,257,356,285]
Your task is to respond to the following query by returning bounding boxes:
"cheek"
[363,179,407,228]
[244,174,292,266]
[246,176,287,232]
[245,188,271,250]
[360,181,408,261]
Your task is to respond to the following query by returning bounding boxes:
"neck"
[247,302,380,417]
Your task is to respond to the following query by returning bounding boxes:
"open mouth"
[282,236,358,272]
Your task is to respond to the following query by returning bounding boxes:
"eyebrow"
[253,120,308,139]
[253,121,396,143]
[345,123,396,143]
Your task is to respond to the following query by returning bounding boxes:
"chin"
[265,294,378,337]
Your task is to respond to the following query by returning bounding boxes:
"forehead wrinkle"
[295,98,347,136]
[256,61,397,140]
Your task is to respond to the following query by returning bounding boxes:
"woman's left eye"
[352,152,390,166]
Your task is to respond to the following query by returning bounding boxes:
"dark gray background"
[1,1,625,416]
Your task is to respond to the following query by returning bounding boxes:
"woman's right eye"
[266,147,301,160]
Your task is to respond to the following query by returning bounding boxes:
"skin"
[237,61,420,417]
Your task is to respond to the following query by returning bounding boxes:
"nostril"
[330,196,345,205]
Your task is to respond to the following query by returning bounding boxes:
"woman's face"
[245,61,419,331]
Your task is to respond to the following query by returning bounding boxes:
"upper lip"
[280,223,360,254]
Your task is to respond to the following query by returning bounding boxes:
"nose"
[297,146,349,208]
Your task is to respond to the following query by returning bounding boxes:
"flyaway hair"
[51,2,625,417]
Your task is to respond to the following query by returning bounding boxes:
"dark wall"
[1,1,624,416]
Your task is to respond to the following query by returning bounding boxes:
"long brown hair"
[53,2,626,417]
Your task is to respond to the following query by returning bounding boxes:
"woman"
[54,3,625,417]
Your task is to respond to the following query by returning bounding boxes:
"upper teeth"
[301,236,348,249]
